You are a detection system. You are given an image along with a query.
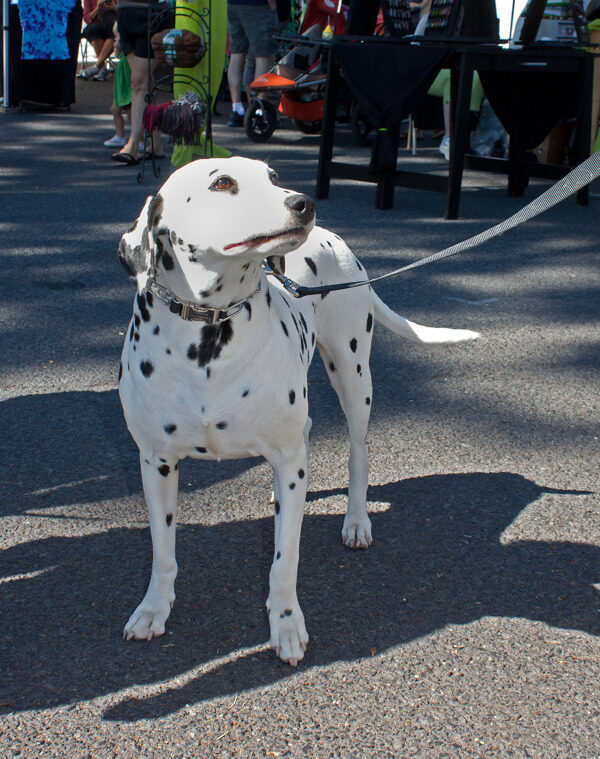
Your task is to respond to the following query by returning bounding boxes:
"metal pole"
[2,0,10,108]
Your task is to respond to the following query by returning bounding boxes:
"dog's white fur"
[117,156,478,665]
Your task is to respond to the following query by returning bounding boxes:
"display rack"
[139,0,212,183]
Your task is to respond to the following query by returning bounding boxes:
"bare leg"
[227,51,246,106]
[117,53,161,159]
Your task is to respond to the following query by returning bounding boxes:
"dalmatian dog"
[117,156,478,666]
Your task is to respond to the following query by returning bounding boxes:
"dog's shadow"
[1,450,597,719]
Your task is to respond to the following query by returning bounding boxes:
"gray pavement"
[1,77,599,758]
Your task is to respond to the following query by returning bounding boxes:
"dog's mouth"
[223,226,307,252]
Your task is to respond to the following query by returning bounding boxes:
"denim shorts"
[227,4,278,57]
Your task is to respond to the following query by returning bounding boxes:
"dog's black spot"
[357,364,361,374]
[299,313,308,332]
[321,292,328,300]
[329,361,335,372]
[140,360,154,378]
[146,291,154,308]
[187,321,233,368]
[298,469,305,479]
[289,390,295,405]
[244,302,252,320]
[118,362,122,381]
[129,323,135,341]
[166,513,173,526]
[166,348,171,355]
[174,463,178,470]
[290,313,299,334]
[275,500,280,514]
[267,255,285,275]
[242,389,249,398]
[326,240,334,249]
[215,284,223,293]
[280,321,289,337]
[289,482,296,490]
[311,332,316,346]
[206,368,211,379]
[240,274,245,284]
[134,332,140,342]
[366,313,373,333]
[266,290,272,309]
[304,256,317,276]
[162,251,174,271]
[158,464,170,477]
[284,609,292,616]
[160,458,167,463]
[153,325,160,335]
[134,314,141,328]
[216,421,227,430]
[303,386,306,398]
[350,338,357,353]
[276,551,281,560]
[195,446,207,453]
[365,397,371,405]
[186,196,191,203]
[243,262,250,271]
[164,424,177,435]
[133,345,137,352]
[200,289,211,299]
[169,230,177,245]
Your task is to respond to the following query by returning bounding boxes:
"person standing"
[226,0,278,127]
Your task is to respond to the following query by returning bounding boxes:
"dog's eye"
[269,171,278,185]
[210,176,237,192]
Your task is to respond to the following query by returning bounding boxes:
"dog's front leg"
[124,452,179,641]
[267,448,309,666]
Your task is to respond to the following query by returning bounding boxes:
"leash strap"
[267,151,600,298]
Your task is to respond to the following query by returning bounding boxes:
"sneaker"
[93,67,108,81]
[77,65,99,80]
[104,134,127,147]
[439,136,450,161]
[227,111,244,127]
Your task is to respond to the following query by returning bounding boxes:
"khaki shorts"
[227,4,278,57]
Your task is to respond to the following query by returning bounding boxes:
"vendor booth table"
[316,38,595,218]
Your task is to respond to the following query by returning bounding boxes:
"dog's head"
[118,157,315,295]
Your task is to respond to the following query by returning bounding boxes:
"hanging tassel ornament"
[160,91,206,145]
[143,101,171,134]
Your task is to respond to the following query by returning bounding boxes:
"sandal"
[111,152,140,166]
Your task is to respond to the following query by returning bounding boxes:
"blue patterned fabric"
[18,0,78,60]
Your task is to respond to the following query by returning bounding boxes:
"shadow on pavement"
[1,468,596,719]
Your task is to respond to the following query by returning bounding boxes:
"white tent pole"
[2,0,9,108]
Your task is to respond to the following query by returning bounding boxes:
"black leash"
[266,151,600,298]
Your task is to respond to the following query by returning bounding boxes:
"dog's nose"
[284,193,315,225]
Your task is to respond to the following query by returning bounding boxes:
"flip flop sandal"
[111,152,140,165]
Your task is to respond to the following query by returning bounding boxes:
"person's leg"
[111,101,126,138]
[95,37,115,69]
[227,52,246,107]
[117,52,152,158]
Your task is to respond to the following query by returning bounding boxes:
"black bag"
[150,1,175,34]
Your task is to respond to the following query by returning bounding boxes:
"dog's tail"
[372,292,479,344]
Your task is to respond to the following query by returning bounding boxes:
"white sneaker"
[439,136,450,160]
[78,65,99,80]
[103,134,127,147]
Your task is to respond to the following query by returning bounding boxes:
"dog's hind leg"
[266,443,310,666]
[318,336,374,550]
[124,452,179,641]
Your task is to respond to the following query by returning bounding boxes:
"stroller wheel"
[244,99,278,143]
[293,119,322,135]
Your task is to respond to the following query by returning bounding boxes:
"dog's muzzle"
[284,194,315,227]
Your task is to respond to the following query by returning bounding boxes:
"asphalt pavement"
[1,77,599,759]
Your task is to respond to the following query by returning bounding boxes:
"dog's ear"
[118,193,164,293]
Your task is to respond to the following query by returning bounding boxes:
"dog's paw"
[342,515,372,549]
[123,593,174,641]
[268,603,309,666]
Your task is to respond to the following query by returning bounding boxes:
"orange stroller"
[243,0,346,142]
